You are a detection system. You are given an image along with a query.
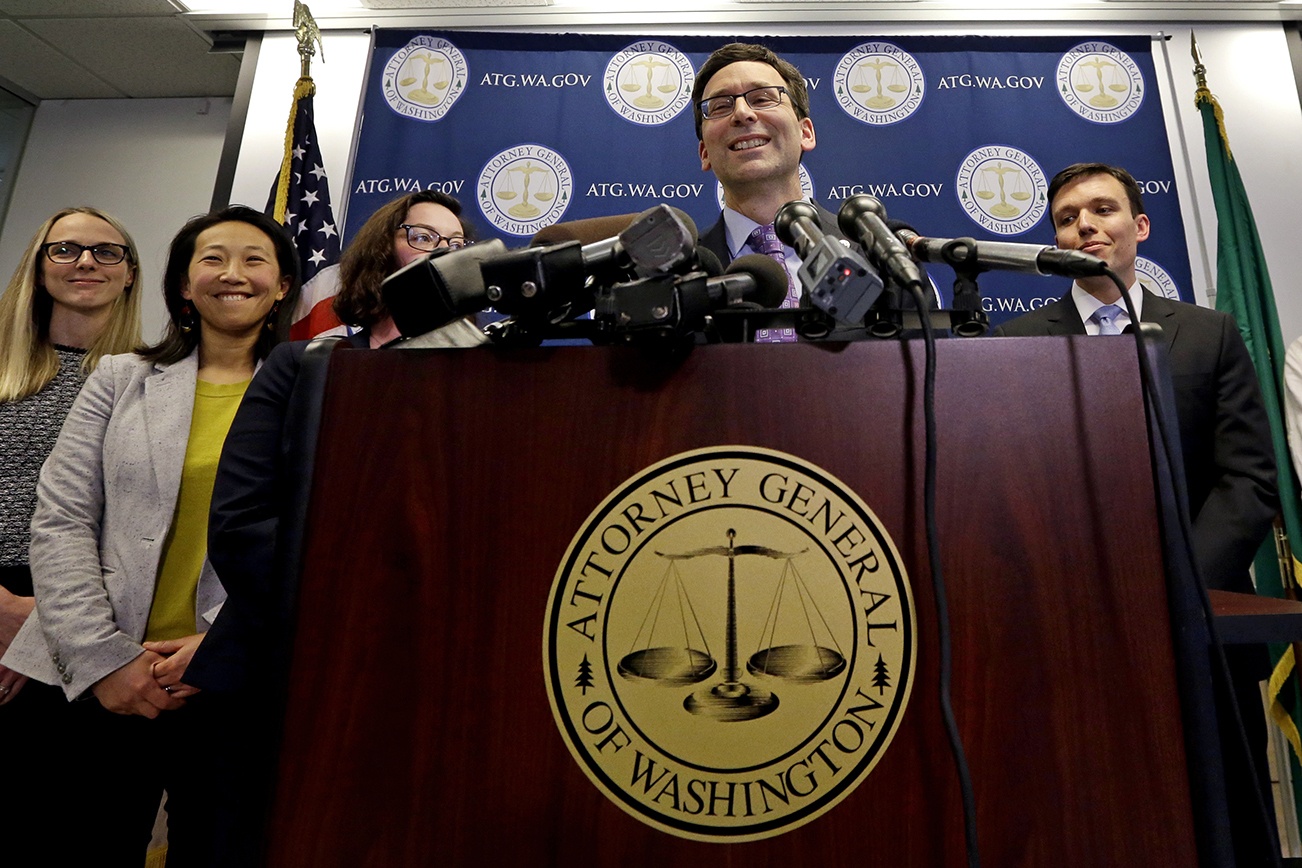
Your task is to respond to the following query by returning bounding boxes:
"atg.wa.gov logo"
[544,447,915,842]
[1056,41,1144,124]
[604,41,695,126]
[382,36,468,122]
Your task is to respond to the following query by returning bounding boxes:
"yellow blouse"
[144,378,249,642]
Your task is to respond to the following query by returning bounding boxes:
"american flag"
[268,78,344,339]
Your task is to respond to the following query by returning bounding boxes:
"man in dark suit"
[995,162,1279,864]
[994,162,1276,590]
[690,43,833,341]
[692,43,817,263]
[691,43,935,340]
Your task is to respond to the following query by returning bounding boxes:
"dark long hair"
[140,206,301,365]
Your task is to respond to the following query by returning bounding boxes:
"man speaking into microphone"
[691,43,846,342]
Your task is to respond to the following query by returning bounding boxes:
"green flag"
[1196,53,1302,812]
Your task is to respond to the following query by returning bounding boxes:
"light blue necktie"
[1091,303,1124,335]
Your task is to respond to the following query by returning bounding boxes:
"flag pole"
[273,1,324,223]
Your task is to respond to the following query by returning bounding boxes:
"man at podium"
[993,161,1279,864]
[690,43,827,342]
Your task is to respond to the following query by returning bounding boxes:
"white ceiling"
[0,0,239,101]
[2,0,1302,102]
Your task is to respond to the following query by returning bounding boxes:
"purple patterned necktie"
[747,223,798,343]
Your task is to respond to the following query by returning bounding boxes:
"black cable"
[1115,276,1280,868]
[905,282,981,868]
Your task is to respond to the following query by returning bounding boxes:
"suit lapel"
[1044,294,1087,336]
[700,215,730,266]
[1140,289,1180,348]
[143,351,199,507]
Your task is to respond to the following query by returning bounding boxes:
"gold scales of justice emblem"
[1072,56,1130,109]
[846,58,910,110]
[544,447,915,840]
[493,161,556,220]
[974,162,1033,219]
[616,528,845,722]
[617,56,681,111]
[396,51,453,106]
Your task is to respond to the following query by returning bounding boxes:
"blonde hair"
[0,207,143,403]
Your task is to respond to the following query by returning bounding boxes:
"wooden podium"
[263,337,1229,867]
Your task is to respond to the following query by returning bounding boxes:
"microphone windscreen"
[885,217,918,235]
[530,212,641,247]
[666,206,699,245]
[696,246,724,277]
[728,253,789,308]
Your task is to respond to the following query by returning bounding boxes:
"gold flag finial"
[293,0,324,78]
[1191,30,1232,160]
[1191,31,1208,91]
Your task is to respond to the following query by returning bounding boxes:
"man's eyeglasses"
[400,224,471,252]
[698,85,789,120]
[42,241,130,266]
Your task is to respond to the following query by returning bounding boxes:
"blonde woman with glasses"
[0,206,141,850]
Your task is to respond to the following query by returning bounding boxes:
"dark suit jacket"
[186,333,367,693]
[993,289,1278,593]
[699,202,844,266]
[701,203,938,314]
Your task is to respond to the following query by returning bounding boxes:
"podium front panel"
[266,338,1197,867]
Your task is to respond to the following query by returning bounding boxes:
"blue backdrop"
[345,31,1189,327]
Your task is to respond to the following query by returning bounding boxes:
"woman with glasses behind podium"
[328,188,483,348]
[0,207,142,850]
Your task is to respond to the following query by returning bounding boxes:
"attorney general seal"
[543,446,916,841]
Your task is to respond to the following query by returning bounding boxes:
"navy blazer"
[993,289,1278,594]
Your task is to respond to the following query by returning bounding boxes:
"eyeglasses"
[42,241,130,265]
[698,85,789,120]
[400,224,471,252]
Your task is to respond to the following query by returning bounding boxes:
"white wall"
[1163,26,1302,339]
[0,97,231,343]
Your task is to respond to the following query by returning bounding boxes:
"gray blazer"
[3,350,226,699]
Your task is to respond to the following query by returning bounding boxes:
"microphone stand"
[930,237,991,338]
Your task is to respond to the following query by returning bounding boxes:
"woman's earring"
[179,302,196,334]
[265,299,282,332]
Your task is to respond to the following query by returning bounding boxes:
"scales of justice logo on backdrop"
[382,35,468,122]
[1056,41,1144,124]
[956,145,1048,236]
[833,41,926,126]
[477,144,575,236]
[603,41,696,126]
[543,447,916,841]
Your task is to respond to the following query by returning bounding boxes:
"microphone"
[694,246,725,278]
[891,224,1108,278]
[592,253,788,341]
[383,205,703,339]
[382,240,510,338]
[705,253,789,309]
[773,201,883,324]
[531,204,700,281]
[835,195,928,293]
